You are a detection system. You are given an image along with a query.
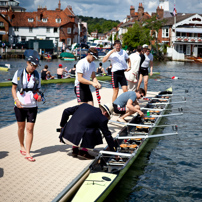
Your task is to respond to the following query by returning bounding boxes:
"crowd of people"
[12,41,153,161]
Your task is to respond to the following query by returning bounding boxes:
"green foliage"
[122,22,151,50]
[77,15,120,33]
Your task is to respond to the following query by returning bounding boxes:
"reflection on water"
[1,59,202,202]
[0,58,111,128]
[105,61,202,202]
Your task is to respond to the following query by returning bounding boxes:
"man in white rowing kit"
[102,40,131,102]
[74,47,101,106]
[113,88,145,122]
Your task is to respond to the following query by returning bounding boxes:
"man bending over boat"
[113,88,145,122]
[59,103,117,160]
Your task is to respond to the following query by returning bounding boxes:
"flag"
[173,5,177,16]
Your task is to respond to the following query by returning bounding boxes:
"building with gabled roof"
[1,0,86,47]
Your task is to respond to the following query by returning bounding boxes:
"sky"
[19,0,202,21]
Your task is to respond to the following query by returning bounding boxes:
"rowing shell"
[72,87,175,202]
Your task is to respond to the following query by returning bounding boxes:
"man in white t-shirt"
[137,47,153,95]
[125,46,142,91]
[102,40,131,102]
[75,47,101,106]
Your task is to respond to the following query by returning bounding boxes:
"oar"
[109,120,178,128]
[145,113,183,118]
[116,132,178,140]
[141,107,183,112]
[149,101,186,105]
[100,150,132,157]
[145,97,169,101]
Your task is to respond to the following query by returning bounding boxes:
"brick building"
[0,1,86,46]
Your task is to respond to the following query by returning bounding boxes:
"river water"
[0,59,202,201]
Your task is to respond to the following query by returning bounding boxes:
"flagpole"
[174,0,176,42]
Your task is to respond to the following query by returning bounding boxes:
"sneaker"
[78,150,95,160]
[72,147,79,157]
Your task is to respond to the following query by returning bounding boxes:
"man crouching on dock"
[59,103,117,160]
[113,88,146,122]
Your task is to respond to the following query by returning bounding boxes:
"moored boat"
[0,64,10,71]
[71,87,178,202]
[60,52,75,61]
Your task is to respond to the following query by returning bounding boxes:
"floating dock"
[0,88,158,201]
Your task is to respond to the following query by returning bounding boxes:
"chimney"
[138,2,144,19]
[58,0,61,10]
[156,6,164,19]
[130,5,135,17]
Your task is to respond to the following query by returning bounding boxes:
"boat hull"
[72,89,172,202]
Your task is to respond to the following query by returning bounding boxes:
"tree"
[122,22,151,51]
[144,15,167,58]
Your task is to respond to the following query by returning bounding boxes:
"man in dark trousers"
[59,103,116,159]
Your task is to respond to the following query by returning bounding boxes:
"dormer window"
[42,18,47,22]
[56,18,61,23]
[28,18,34,22]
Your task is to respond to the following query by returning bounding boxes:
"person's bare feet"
[117,117,127,123]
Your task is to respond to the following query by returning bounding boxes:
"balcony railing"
[175,36,202,43]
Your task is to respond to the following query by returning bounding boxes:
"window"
[67,38,71,45]
[14,27,19,31]
[182,32,186,37]
[28,18,34,22]
[162,27,169,38]
[0,22,4,27]
[46,28,50,33]
[54,27,58,33]
[42,18,47,22]
[177,44,183,53]
[176,32,180,37]
[29,27,33,33]
[56,18,61,23]
[67,28,71,34]
[186,45,191,55]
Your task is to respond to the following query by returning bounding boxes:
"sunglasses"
[140,94,144,98]
[31,63,38,68]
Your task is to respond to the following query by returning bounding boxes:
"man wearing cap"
[137,45,153,95]
[57,64,67,79]
[59,103,116,159]
[102,40,131,102]
[113,88,145,122]
[75,47,101,106]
